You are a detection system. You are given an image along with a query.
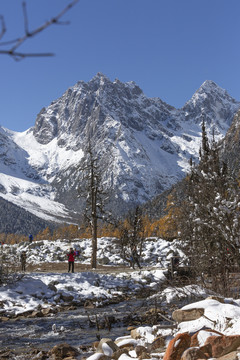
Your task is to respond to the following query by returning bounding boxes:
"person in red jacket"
[67,248,75,273]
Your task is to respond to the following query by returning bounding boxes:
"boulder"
[180,347,207,360]
[18,310,33,317]
[115,336,138,350]
[87,355,111,360]
[172,308,205,322]
[206,295,225,303]
[190,329,222,347]
[93,341,99,349]
[0,316,9,321]
[127,326,136,331]
[0,349,14,358]
[96,338,120,356]
[131,328,142,339]
[135,345,149,357]
[163,333,191,360]
[138,352,151,359]
[205,335,240,358]
[32,350,49,360]
[111,348,129,360]
[41,307,53,316]
[49,280,59,286]
[65,286,74,292]
[149,336,165,352]
[60,293,74,302]
[216,351,239,359]
[199,343,212,358]
[30,310,44,318]
[49,343,79,359]
[48,283,57,292]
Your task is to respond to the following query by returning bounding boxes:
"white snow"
[178,298,240,335]
[0,128,84,222]
[12,130,84,177]
[196,330,220,347]
[0,237,183,315]
[1,236,240,358]
[0,77,239,221]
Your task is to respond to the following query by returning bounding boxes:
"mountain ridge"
[0,74,239,231]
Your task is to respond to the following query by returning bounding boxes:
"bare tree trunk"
[78,140,111,269]
[91,216,97,269]
[90,163,98,269]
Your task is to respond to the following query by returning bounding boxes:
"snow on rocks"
[162,297,240,359]
[3,237,183,267]
[0,237,184,316]
[85,297,240,360]
[0,270,156,317]
[2,237,240,360]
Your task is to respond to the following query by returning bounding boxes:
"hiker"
[67,248,75,273]
[130,245,141,269]
[20,251,26,271]
[29,234,33,243]
[74,248,80,258]
[172,252,180,269]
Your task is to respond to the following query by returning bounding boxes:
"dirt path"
[25,262,141,274]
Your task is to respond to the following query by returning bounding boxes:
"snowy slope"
[0,127,80,223]
[0,74,239,224]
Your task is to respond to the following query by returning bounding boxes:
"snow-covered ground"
[7,237,182,266]
[0,237,183,316]
[1,237,240,359]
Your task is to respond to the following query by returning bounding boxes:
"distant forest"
[0,197,55,236]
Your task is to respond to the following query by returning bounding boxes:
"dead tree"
[119,206,145,268]
[78,141,111,269]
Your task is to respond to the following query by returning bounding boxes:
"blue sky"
[1,0,240,132]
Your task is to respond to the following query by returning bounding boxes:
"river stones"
[172,308,205,322]
[49,343,79,359]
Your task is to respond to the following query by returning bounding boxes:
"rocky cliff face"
[182,80,239,130]
[0,74,239,227]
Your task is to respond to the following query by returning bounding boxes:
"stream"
[0,297,159,356]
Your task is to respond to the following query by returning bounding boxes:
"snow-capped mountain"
[0,74,239,227]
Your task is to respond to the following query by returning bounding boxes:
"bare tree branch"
[0,0,79,60]
[0,49,54,61]
[0,15,6,41]
[22,1,29,36]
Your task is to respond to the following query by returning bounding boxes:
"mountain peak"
[182,80,240,129]
[1,75,240,226]
[90,72,110,86]
[197,80,230,97]
[200,79,218,89]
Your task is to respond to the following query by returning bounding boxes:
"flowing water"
[0,298,153,356]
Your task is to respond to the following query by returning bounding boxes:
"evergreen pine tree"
[179,121,240,295]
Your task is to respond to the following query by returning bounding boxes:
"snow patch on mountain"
[0,128,84,222]
[0,75,239,223]
[12,129,84,180]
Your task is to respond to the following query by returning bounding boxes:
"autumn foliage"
[0,196,182,245]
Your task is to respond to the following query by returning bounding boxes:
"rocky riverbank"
[83,296,240,360]
[2,295,240,360]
